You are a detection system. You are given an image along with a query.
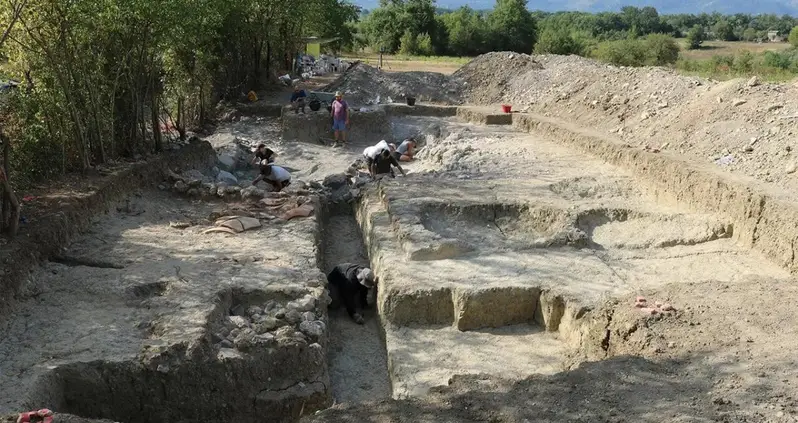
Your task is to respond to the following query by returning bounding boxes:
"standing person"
[330,91,350,145]
[393,138,417,162]
[373,149,406,178]
[252,162,291,192]
[326,263,377,324]
[290,86,307,114]
[251,144,275,165]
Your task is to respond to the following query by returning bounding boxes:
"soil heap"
[452,52,798,199]
[321,62,462,106]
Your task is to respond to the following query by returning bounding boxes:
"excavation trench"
[318,199,392,404]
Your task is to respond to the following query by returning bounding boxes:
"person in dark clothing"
[326,263,377,324]
[290,86,307,114]
[251,143,275,165]
[372,148,406,179]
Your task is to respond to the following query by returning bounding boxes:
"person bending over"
[372,149,406,179]
[362,140,392,177]
[327,263,377,324]
[251,144,275,165]
[252,162,291,192]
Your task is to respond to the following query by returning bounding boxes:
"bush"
[733,50,754,73]
[398,31,417,55]
[763,51,792,70]
[416,33,434,56]
[686,25,705,49]
[535,26,585,55]
[645,34,680,65]
[592,39,648,66]
[790,27,798,48]
[591,35,678,67]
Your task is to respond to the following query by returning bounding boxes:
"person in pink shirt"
[330,91,350,145]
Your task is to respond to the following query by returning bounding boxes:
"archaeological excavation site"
[5,52,798,423]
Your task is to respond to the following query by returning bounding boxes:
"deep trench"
[319,200,392,403]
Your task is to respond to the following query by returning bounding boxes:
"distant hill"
[354,0,798,15]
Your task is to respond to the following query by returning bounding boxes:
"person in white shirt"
[362,140,395,177]
[252,161,291,192]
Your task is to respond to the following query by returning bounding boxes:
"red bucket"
[501,104,512,113]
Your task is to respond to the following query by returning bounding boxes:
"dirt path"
[321,212,392,404]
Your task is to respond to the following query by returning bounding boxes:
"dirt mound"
[454,52,798,199]
[452,51,543,105]
[322,62,462,106]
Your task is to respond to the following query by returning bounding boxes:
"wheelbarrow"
[307,91,337,112]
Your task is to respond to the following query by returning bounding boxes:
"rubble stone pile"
[321,62,462,106]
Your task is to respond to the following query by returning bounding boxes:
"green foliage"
[416,33,434,55]
[591,35,679,67]
[535,26,585,55]
[733,50,754,72]
[763,50,792,69]
[399,30,418,55]
[713,20,736,41]
[686,25,706,49]
[487,0,537,53]
[676,49,798,81]
[0,0,360,186]
[742,27,759,41]
[645,34,680,65]
[790,27,798,48]
[593,39,649,66]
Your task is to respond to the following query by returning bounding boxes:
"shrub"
[535,26,585,55]
[416,33,434,56]
[398,31,417,55]
[686,25,705,50]
[790,27,798,48]
[592,39,648,67]
[733,50,754,73]
[645,34,680,65]
[763,51,792,70]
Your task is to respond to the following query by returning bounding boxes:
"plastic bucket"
[501,104,512,113]
[406,97,416,106]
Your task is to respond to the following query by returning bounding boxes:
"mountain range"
[354,0,798,15]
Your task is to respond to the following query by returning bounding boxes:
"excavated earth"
[6,55,798,423]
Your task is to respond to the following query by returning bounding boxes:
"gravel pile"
[322,62,463,106]
[455,52,798,198]
[452,51,543,105]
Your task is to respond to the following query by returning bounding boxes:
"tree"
[535,26,584,55]
[645,34,679,65]
[398,30,418,54]
[713,20,735,41]
[686,24,706,49]
[487,0,537,53]
[789,26,798,48]
[742,27,758,41]
[442,6,487,56]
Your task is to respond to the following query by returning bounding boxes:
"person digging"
[393,138,417,162]
[326,263,377,324]
[252,161,291,192]
[330,91,350,146]
[362,140,393,178]
[251,143,275,165]
[372,148,406,179]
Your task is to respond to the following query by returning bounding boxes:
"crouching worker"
[327,263,377,324]
[373,148,406,178]
[251,143,275,165]
[252,161,291,192]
